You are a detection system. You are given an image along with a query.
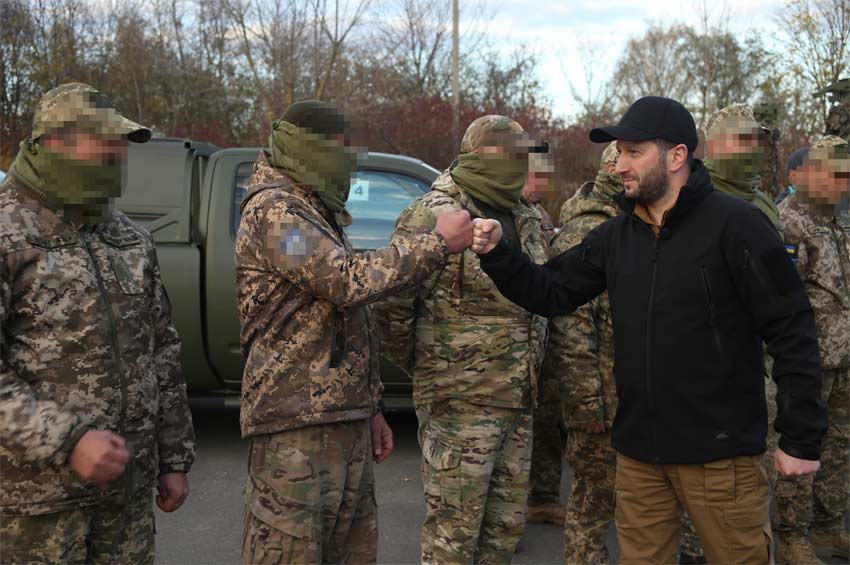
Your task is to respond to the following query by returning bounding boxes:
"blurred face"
[615,140,670,204]
[41,131,128,166]
[706,131,761,157]
[796,159,850,206]
[523,171,554,203]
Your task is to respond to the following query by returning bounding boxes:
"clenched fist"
[69,430,130,486]
[435,210,473,253]
[471,218,503,254]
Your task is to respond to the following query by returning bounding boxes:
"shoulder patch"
[784,244,798,264]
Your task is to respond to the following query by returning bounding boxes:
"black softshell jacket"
[480,161,827,464]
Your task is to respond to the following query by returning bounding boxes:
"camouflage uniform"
[374,117,548,563]
[0,84,195,563]
[773,136,850,559]
[546,142,620,564]
[236,151,447,563]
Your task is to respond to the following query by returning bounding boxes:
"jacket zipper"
[82,233,132,502]
[700,266,724,356]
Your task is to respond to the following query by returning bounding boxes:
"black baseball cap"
[589,96,699,152]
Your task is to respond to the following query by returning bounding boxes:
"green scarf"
[705,157,781,229]
[9,138,122,222]
[591,171,623,202]
[267,119,357,213]
[450,151,527,212]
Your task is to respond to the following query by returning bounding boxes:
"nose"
[614,156,628,176]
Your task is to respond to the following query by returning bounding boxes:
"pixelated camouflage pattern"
[416,399,532,563]
[528,362,563,504]
[459,115,525,154]
[31,83,151,142]
[534,201,556,246]
[564,428,616,564]
[704,103,767,138]
[679,511,704,559]
[373,169,548,409]
[779,195,850,369]
[236,152,447,438]
[546,180,619,426]
[0,487,155,564]
[242,420,377,564]
[0,177,194,517]
[601,140,619,168]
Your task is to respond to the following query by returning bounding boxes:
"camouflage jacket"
[544,181,619,425]
[779,196,850,369]
[235,153,447,437]
[534,202,556,247]
[373,170,548,409]
[0,178,195,517]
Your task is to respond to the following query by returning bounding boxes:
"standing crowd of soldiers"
[0,80,847,565]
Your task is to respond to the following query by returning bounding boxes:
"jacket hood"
[560,180,620,225]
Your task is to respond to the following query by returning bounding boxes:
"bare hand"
[774,447,820,477]
[371,413,394,463]
[572,421,608,434]
[434,210,473,253]
[471,218,502,254]
[156,472,190,512]
[69,430,130,486]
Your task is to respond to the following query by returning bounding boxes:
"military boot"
[776,535,823,565]
[526,500,566,526]
[809,524,850,560]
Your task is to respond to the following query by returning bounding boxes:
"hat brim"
[589,125,655,144]
[121,117,152,143]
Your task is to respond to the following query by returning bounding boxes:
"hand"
[571,421,608,434]
[156,472,190,512]
[471,218,502,254]
[774,447,820,477]
[434,210,473,253]
[69,430,130,486]
[370,412,394,464]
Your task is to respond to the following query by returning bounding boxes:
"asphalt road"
[155,406,602,564]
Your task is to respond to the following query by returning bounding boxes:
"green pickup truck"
[116,138,440,409]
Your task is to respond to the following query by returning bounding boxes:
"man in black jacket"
[470,96,827,564]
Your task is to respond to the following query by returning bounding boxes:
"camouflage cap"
[704,103,769,139]
[600,141,619,168]
[32,83,151,143]
[807,135,850,174]
[460,115,525,153]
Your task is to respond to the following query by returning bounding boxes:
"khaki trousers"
[615,452,773,565]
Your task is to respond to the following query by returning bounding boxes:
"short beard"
[626,154,670,204]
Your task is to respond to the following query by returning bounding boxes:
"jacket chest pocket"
[100,233,149,296]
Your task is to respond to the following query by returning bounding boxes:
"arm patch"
[762,246,804,295]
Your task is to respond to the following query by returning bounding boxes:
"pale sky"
[477,0,785,118]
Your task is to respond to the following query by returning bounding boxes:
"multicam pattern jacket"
[374,170,548,409]
[235,153,447,437]
[0,177,195,517]
[779,196,850,369]
[545,181,619,425]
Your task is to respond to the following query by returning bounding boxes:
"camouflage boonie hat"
[808,135,850,174]
[32,83,151,143]
[704,103,769,139]
[600,141,619,168]
[460,115,525,153]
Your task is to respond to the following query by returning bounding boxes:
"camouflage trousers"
[416,399,532,564]
[242,420,378,565]
[529,368,565,504]
[765,367,850,535]
[564,428,616,565]
[0,488,154,564]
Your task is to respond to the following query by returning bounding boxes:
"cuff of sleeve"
[53,420,92,468]
[777,437,820,461]
[159,462,191,475]
[478,236,512,265]
[427,229,450,262]
[566,398,604,426]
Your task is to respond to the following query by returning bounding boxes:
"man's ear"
[668,144,689,173]
[788,169,797,186]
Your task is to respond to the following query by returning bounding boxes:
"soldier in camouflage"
[235,100,470,564]
[373,115,549,563]
[0,83,195,564]
[544,141,621,564]
[820,78,849,140]
[774,135,850,564]
[524,141,566,526]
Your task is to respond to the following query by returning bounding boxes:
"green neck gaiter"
[10,138,122,223]
[706,155,781,229]
[267,120,357,214]
[450,152,527,212]
[591,171,624,202]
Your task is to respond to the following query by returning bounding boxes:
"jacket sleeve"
[0,259,89,468]
[546,227,605,425]
[724,208,827,460]
[149,242,196,475]
[478,222,609,319]
[371,202,442,373]
[246,198,447,311]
